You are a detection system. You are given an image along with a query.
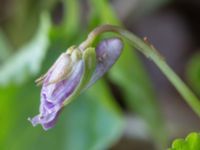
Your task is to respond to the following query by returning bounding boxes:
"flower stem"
[81,24,200,117]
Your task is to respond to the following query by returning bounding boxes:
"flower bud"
[29,38,123,130]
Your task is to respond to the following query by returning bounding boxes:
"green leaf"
[89,0,167,147]
[169,132,200,150]
[63,80,124,150]
[0,14,50,86]
[0,82,66,150]
[186,53,200,96]
[0,80,123,150]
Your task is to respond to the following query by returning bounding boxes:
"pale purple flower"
[29,38,123,130]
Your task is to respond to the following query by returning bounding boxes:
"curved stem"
[80,24,200,117]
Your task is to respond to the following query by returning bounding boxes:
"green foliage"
[0,14,50,85]
[0,0,169,149]
[186,53,200,96]
[0,0,56,48]
[63,81,124,150]
[0,80,123,150]
[0,1,124,150]
[169,132,200,150]
[89,0,167,147]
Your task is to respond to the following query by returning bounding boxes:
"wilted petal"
[44,60,84,103]
[28,109,61,130]
[29,58,84,130]
[87,38,123,87]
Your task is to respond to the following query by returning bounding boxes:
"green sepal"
[80,47,97,89]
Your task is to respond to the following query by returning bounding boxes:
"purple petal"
[28,109,61,130]
[87,38,123,87]
[29,60,84,130]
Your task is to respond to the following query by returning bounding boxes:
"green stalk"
[80,24,200,117]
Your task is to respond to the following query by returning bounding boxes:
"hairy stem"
[81,24,200,117]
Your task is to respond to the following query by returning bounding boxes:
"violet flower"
[29,38,123,130]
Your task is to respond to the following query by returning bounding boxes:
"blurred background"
[0,0,200,150]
